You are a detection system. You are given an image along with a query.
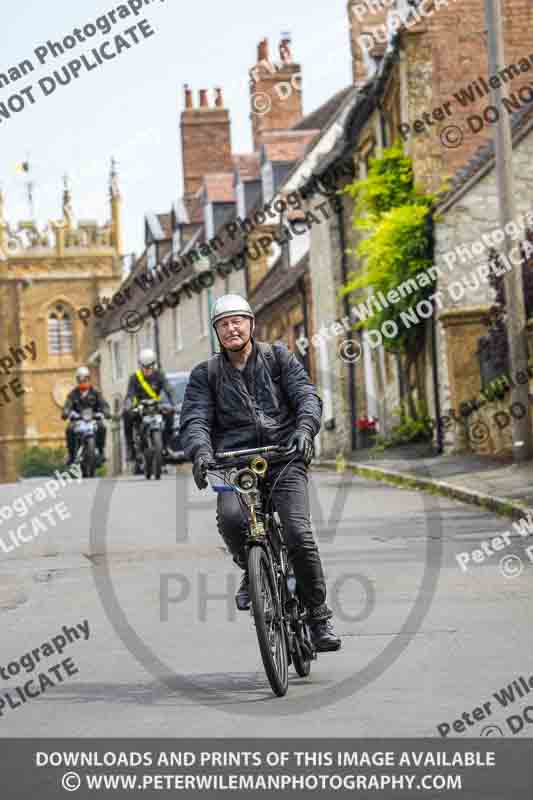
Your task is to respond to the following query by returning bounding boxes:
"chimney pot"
[199,89,209,108]
[214,87,223,108]
[258,38,269,63]
[184,84,193,109]
[279,32,293,63]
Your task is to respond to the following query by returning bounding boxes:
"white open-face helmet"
[76,366,90,382]
[139,348,157,368]
[211,294,255,332]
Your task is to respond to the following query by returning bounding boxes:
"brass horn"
[250,456,268,476]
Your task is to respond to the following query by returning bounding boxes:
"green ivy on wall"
[341,143,436,356]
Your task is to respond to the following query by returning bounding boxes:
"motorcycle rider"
[123,348,177,463]
[180,295,341,653]
[62,366,111,466]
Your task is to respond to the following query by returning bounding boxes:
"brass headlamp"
[250,456,268,476]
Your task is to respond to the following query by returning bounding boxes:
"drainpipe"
[426,213,443,453]
[298,276,311,376]
[154,297,162,366]
[336,195,358,453]
[431,313,443,454]
[207,286,216,355]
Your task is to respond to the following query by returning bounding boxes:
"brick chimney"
[180,85,233,200]
[249,35,304,152]
[347,0,391,84]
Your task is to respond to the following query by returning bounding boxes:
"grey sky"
[1,0,351,257]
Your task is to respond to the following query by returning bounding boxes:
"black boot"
[309,618,342,652]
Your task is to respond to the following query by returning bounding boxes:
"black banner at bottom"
[1,739,531,798]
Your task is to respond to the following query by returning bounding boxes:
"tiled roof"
[262,139,311,163]
[292,87,353,132]
[437,99,533,211]
[97,239,187,336]
[251,253,309,316]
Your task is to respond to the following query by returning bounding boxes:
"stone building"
[0,166,123,482]
[303,0,533,457]
[97,34,331,472]
[349,0,533,187]
[433,102,533,455]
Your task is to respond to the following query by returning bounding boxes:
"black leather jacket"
[62,387,111,420]
[180,341,322,460]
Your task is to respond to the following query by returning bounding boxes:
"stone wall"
[434,123,533,453]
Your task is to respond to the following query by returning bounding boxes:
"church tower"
[0,164,123,483]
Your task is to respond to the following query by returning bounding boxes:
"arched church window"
[48,305,73,354]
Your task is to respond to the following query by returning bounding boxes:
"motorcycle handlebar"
[133,402,174,412]
[69,411,105,420]
[208,444,298,471]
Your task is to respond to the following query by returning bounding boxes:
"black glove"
[288,430,314,466]
[192,450,213,490]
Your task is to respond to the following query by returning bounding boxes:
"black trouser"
[216,461,331,619]
[66,422,106,461]
[123,409,174,453]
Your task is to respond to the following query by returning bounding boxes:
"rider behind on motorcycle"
[123,348,177,462]
[179,294,341,653]
[61,366,111,466]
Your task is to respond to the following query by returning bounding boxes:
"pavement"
[319,444,533,521]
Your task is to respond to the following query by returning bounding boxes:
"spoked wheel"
[290,589,313,677]
[144,438,153,480]
[82,438,96,478]
[152,430,163,480]
[292,619,312,677]
[248,546,288,697]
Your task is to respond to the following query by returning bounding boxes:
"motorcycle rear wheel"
[292,620,312,677]
[248,546,288,698]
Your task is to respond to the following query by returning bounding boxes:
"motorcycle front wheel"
[82,437,96,478]
[248,546,288,697]
[152,429,163,480]
[144,436,153,480]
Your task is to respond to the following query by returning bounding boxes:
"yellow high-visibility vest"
[135,369,160,401]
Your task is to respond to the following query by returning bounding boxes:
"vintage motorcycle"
[132,400,173,480]
[69,409,103,478]
[205,444,315,697]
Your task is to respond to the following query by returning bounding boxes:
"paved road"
[1,466,532,737]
